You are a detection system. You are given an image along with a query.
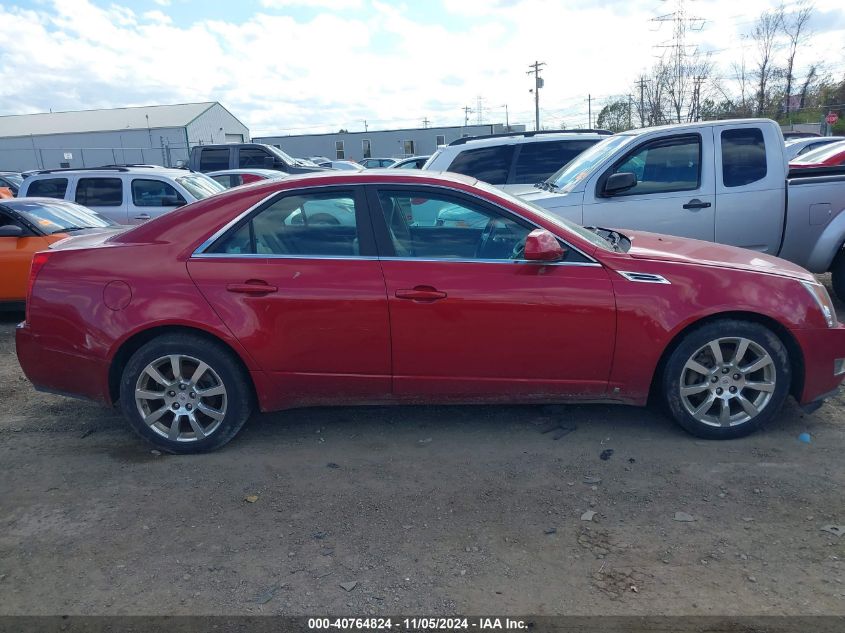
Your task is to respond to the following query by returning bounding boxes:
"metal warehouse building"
[0,102,250,171]
[255,123,525,163]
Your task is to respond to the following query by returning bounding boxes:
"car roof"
[445,131,608,150]
[24,166,190,178]
[206,169,282,176]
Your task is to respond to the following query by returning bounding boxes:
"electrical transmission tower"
[651,0,707,123]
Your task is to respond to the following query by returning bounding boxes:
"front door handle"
[134,213,151,221]
[395,286,447,302]
[682,199,711,210]
[226,281,278,295]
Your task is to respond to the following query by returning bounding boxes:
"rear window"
[512,139,599,184]
[75,178,123,207]
[199,148,229,171]
[446,145,516,184]
[27,178,69,199]
[721,128,767,187]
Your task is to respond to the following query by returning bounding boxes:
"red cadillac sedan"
[16,171,845,453]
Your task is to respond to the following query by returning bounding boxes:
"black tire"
[661,319,790,440]
[119,333,254,453]
[831,250,845,303]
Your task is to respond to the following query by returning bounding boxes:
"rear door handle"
[134,213,151,221]
[682,199,711,210]
[395,286,447,302]
[226,281,278,295]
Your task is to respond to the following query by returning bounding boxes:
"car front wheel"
[662,320,791,439]
[119,333,253,453]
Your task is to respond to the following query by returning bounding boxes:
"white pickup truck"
[515,118,845,298]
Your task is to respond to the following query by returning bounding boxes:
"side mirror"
[603,171,637,196]
[524,229,565,262]
[263,156,276,169]
[0,224,24,238]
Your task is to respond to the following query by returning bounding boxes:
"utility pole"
[587,94,592,128]
[422,117,430,128]
[500,104,509,132]
[363,120,368,132]
[628,94,633,129]
[476,96,485,125]
[636,77,647,127]
[463,106,474,126]
[527,60,546,131]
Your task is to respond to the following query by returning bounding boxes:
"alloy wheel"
[679,337,776,427]
[134,354,227,442]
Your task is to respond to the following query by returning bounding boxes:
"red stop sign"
[827,112,839,125]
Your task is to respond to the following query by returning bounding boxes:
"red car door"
[187,187,391,409]
[367,186,616,400]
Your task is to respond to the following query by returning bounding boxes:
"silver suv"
[422,130,612,193]
[18,165,224,225]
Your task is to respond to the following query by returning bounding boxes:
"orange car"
[0,198,117,307]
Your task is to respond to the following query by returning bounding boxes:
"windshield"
[176,174,226,200]
[267,145,298,165]
[473,181,616,251]
[10,200,116,233]
[546,134,634,192]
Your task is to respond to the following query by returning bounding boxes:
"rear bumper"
[794,325,845,404]
[15,322,112,405]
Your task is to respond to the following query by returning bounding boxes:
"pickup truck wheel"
[830,251,845,302]
[119,334,253,454]
[662,320,790,439]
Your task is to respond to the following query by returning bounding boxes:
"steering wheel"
[510,239,526,260]
[474,217,498,259]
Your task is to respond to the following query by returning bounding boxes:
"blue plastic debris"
[798,432,812,444]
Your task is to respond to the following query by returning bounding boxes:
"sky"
[0,0,843,136]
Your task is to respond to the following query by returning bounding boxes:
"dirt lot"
[1,281,844,616]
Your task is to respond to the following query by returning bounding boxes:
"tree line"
[596,2,844,134]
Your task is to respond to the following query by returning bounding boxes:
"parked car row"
[14,168,845,454]
[6,118,845,455]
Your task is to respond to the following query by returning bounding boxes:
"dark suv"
[189,143,326,175]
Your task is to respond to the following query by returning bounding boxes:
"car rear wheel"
[662,320,790,439]
[119,333,253,453]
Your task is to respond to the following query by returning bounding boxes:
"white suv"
[18,166,224,225]
[422,130,611,194]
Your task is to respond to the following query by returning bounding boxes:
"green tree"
[596,99,632,132]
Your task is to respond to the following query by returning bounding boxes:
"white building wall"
[185,103,250,147]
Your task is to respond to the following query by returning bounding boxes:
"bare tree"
[782,2,813,115]
[751,7,784,116]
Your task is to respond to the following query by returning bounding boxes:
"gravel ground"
[0,278,843,615]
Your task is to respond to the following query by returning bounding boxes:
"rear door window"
[27,178,68,199]
[208,191,361,257]
[721,128,767,187]
[199,148,229,171]
[512,139,599,184]
[74,178,123,207]
[446,145,516,184]
[131,179,187,207]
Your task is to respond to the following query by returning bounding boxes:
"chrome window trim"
[190,251,601,266]
[191,181,600,265]
[617,271,671,284]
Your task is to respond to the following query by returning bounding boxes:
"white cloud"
[0,0,842,137]
[259,0,363,9]
[153,0,171,6]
